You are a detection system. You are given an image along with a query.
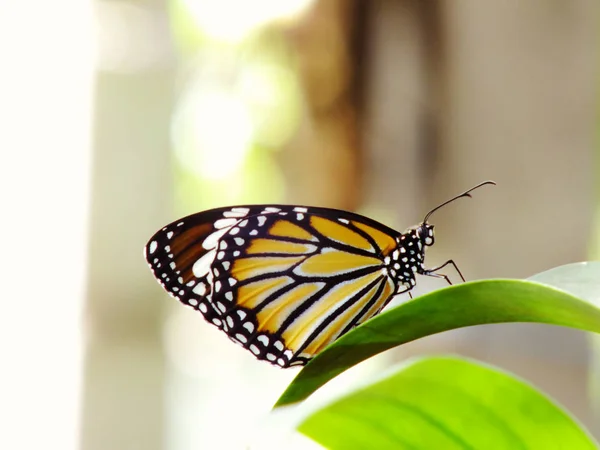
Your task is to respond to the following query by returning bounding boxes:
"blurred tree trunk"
[281,0,364,210]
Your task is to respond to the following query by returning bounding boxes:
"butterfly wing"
[145,205,401,367]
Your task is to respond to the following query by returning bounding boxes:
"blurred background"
[0,0,598,449]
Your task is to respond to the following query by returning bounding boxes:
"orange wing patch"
[167,222,214,283]
[269,219,316,241]
[256,282,325,334]
[352,221,397,255]
[282,271,382,351]
[232,255,305,281]
[310,216,373,252]
[237,276,294,309]
[246,238,316,255]
[354,277,395,327]
[303,280,385,355]
[294,248,381,277]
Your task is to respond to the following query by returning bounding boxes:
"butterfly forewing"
[145,205,402,367]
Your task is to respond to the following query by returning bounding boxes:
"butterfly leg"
[423,259,465,283]
[423,271,452,286]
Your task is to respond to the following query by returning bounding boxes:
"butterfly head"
[416,223,435,247]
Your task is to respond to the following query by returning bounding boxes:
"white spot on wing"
[149,241,158,254]
[203,228,229,250]
[193,282,207,296]
[224,208,249,218]
[214,218,238,229]
[192,249,216,277]
[294,207,308,213]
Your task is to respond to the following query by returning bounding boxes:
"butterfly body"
[144,181,493,368]
[145,205,437,367]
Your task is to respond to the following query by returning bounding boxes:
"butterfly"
[144,181,495,368]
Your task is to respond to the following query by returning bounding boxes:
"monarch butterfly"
[144,181,495,368]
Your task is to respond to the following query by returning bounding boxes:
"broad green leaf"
[529,262,600,304]
[275,263,600,407]
[298,356,598,450]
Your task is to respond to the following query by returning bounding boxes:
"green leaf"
[274,262,600,407]
[298,356,598,450]
[529,262,600,304]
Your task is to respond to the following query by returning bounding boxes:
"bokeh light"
[172,87,254,181]
[177,0,316,42]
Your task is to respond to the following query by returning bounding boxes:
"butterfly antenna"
[422,180,496,223]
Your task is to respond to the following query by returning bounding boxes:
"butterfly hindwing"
[144,207,258,323]
[145,205,402,367]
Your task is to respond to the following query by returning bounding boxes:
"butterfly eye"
[422,224,435,246]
